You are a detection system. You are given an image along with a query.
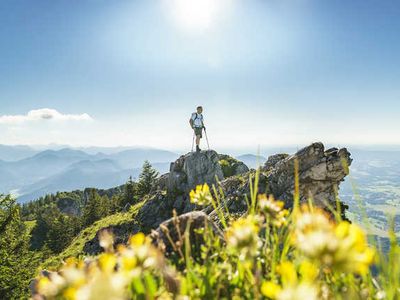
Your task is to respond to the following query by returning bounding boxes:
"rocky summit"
[82,143,352,253]
[138,150,226,231]
[137,143,351,233]
[211,142,352,221]
[263,142,352,208]
[167,150,224,193]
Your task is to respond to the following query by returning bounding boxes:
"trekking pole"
[204,127,210,150]
[191,131,195,152]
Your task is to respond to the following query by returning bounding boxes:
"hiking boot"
[196,145,201,152]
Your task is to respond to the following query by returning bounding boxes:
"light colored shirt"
[191,113,204,128]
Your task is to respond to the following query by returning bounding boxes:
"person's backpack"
[190,113,203,127]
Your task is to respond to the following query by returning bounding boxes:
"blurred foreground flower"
[293,206,375,275]
[189,183,213,206]
[258,194,288,227]
[35,232,177,300]
[225,215,262,259]
[262,261,319,300]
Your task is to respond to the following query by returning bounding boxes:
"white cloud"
[0,108,93,124]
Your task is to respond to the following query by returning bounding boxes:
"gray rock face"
[137,191,175,232]
[264,153,289,170]
[234,162,250,175]
[168,150,224,193]
[137,150,225,232]
[139,143,352,232]
[264,142,351,208]
[216,142,352,220]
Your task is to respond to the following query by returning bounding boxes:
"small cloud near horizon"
[0,108,93,124]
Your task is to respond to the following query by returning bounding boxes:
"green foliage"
[30,203,81,253]
[82,189,111,227]
[0,195,38,299]
[219,155,240,177]
[21,191,84,221]
[27,188,117,255]
[137,161,159,199]
[22,183,129,262]
[41,203,143,271]
[219,159,235,177]
[46,211,81,253]
[121,176,138,207]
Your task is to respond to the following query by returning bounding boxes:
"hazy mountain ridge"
[0,145,269,204]
[236,154,267,169]
[0,145,178,203]
[0,144,39,161]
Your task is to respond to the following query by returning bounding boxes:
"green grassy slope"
[42,202,144,270]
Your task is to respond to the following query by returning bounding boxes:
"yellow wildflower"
[277,261,297,286]
[333,221,375,275]
[225,215,261,259]
[120,252,137,271]
[98,253,117,273]
[189,183,213,206]
[129,232,146,247]
[63,286,77,300]
[299,260,319,282]
[258,194,288,227]
[33,230,174,300]
[261,281,282,298]
[294,207,375,275]
[263,262,319,300]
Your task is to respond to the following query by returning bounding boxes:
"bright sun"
[166,0,232,33]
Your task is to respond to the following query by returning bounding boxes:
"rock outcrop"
[138,150,226,232]
[138,143,352,232]
[214,142,352,220]
[263,142,351,207]
[85,143,352,254]
[167,150,224,193]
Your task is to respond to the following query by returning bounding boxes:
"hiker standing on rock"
[189,106,205,152]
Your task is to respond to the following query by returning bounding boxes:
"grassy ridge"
[42,202,143,270]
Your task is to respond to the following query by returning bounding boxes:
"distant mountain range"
[0,144,39,161]
[0,145,177,203]
[0,144,270,204]
[236,154,266,169]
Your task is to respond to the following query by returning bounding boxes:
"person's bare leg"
[195,135,201,152]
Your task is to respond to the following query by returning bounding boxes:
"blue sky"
[0,0,399,151]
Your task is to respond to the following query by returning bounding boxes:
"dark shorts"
[194,127,203,138]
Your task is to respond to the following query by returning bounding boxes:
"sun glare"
[165,0,232,33]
